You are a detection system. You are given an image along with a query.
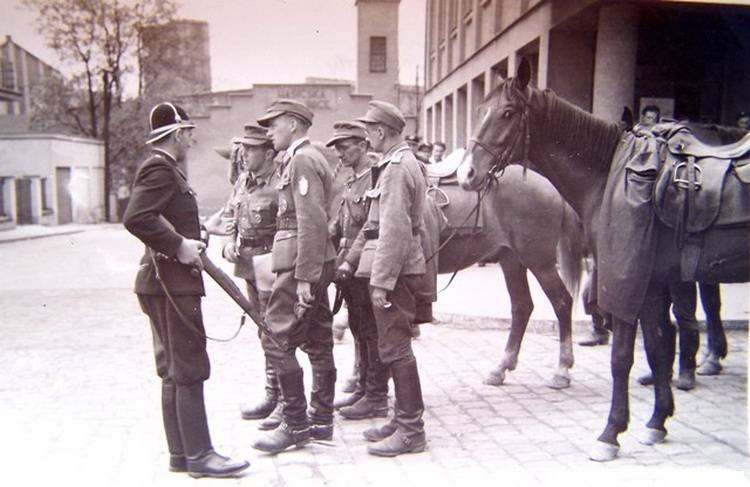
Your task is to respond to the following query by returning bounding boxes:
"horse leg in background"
[590,316,637,462]
[530,263,575,389]
[669,282,699,390]
[484,258,533,387]
[697,283,726,376]
[639,283,675,446]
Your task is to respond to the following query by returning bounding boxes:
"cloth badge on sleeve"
[299,176,309,196]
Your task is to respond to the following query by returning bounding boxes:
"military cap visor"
[356,100,405,133]
[257,99,314,127]
[146,102,196,144]
[325,121,368,147]
[237,124,272,146]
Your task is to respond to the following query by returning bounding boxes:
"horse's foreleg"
[484,259,533,386]
[531,264,574,389]
[640,285,675,445]
[698,283,726,375]
[590,317,637,462]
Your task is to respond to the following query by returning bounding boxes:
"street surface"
[1,225,748,486]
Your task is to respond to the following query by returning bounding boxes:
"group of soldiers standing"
[124,96,432,478]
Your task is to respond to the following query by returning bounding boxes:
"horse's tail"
[556,202,585,301]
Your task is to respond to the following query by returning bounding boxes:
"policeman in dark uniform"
[251,99,337,454]
[350,101,428,456]
[327,121,389,420]
[219,125,282,424]
[123,102,249,478]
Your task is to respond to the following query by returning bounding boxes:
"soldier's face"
[267,115,294,151]
[364,123,385,152]
[241,145,266,173]
[334,138,365,168]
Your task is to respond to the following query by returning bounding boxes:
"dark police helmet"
[146,102,196,144]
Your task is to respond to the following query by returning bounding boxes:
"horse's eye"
[502,109,513,118]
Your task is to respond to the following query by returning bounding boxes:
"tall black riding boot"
[177,383,249,478]
[309,369,337,440]
[241,360,279,419]
[252,369,311,454]
[675,328,699,391]
[161,380,186,472]
[368,360,426,457]
[340,338,389,420]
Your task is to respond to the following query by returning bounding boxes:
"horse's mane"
[532,87,623,172]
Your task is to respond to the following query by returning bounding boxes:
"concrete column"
[537,30,550,90]
[484,68,492,96]
[508,51,518,77]
[592,3,639,120]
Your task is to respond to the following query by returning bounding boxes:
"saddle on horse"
[652,124,750,281]
[425,148,484,235]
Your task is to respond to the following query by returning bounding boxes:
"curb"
[0,229,87,244]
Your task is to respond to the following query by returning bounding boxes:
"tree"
[23,0,177,221]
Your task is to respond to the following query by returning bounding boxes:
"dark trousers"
[371,275,422,367]
[345,277,379,343]
[138,294,210,385]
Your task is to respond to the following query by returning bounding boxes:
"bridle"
[468,85,531,181]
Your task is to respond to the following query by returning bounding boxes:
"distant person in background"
[430,142,446,164]
[634,105,660,133]
[405,135,421,155]
[415,142,433,164]
[736,112,750,130]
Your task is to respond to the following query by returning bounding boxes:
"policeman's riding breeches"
[138,294,210,385]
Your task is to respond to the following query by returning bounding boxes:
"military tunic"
[123,149,210,385]
[262,138,336,370]
[350,142,427,366]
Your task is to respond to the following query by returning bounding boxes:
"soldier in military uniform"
[123,102,249,478]
[326,121,389,420]
[349,101,429,456]
[251,99,337,454]
[218,125,283,425]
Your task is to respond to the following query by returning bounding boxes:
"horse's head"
[457,58,533,191]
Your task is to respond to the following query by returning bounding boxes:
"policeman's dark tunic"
[123,150,210,385]
[262,138,337,371]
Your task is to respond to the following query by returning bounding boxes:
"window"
[370,37,387,73]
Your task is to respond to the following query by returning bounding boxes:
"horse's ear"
[621,106,634,128]
[517,58,531,89]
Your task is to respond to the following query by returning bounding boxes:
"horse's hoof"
[548,374,571,390]
[697,360,722,376]
[638,428,667,445]
[483,369,505,386]
[589,441,619,462]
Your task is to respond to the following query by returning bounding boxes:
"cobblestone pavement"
[1,227,748,486]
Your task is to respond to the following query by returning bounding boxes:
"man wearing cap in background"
[252,99,337,454]
[218,124,284,427]
[123,102,249,478]
[405,134,421,155]
[327,121,390,421]
[349,100,428,456]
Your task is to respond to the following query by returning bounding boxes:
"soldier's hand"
[177,238,206,266]
[296,280,315,309]
[223,241,239,263]
[203,208,234,235]
[334,262,354,283]
[371,287,391,309]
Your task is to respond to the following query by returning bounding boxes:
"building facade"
[422,0,750,151]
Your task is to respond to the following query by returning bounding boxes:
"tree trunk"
[103,71,112,222]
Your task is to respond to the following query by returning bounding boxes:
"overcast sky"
[1,0,426,94]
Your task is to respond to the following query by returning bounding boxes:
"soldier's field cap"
[405,134,421,144]
[146,102,196,144]
[356,100,405,133]
[257,99,313,127]
[236,123,272,146]
[325,120,368,147]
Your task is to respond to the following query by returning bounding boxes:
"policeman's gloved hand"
[334,262,354,284]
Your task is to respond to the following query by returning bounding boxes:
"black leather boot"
[177,383,249,478]
[340,338,389,420]
[258,401,283,431]
[368,361,426,457]
[241,360,279,420]
[309,369,337,440]
[362,415,397,442]
[252,369,311,454]
[161,380,186,472]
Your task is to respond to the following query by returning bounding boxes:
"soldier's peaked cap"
[257,99,314,127]
[236,123,272,146]
[325,120,368,147]
[146,102,196,144]
[356,100,405,133]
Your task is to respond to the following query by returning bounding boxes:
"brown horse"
[457,58,750,461]
[325,142,586,389]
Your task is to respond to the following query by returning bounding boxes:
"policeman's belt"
[240,235,275,249]
[363,227,419,240]
[276,217,297,230]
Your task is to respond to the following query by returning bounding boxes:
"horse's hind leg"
[640,284,675,446]
[484,258,533,386]
[530,264,574,389]
[697,283,726,376]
